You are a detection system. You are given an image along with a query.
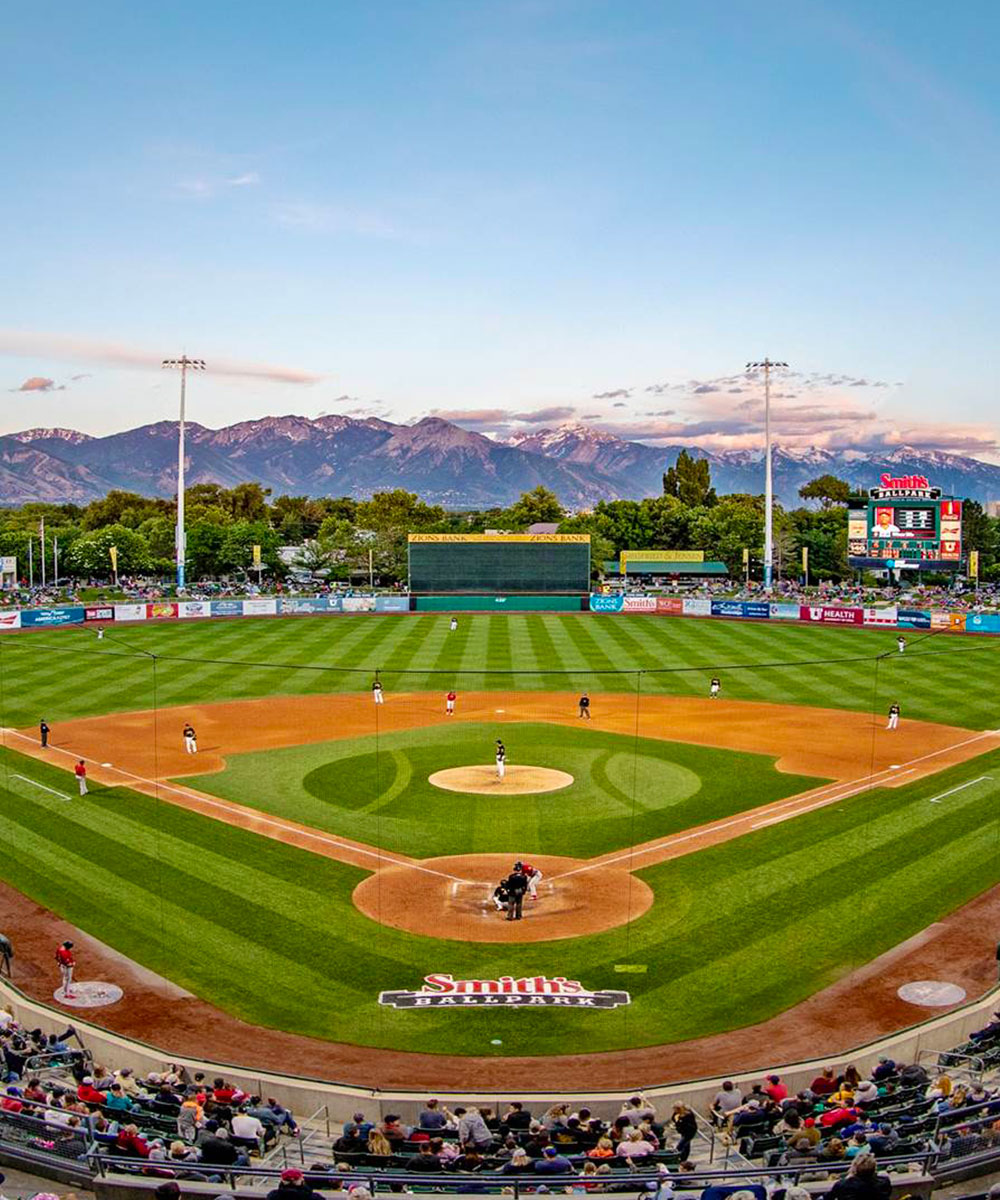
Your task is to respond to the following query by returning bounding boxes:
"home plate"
[890,765,901,770]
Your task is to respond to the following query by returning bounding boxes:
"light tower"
[745,358,787,591]
[161,356,206,590]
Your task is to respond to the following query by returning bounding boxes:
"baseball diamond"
[0,612,999,1075]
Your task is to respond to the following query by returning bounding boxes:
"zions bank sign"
[378,974,631,1009]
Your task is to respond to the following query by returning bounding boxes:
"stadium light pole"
[746,358,788,591]
[162,356,206,591]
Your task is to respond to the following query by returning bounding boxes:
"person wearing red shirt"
[78,1077,107,1105]
[55,941,76,999]
[446,690,457,715]
[764,1074,788,1103]
[811,1068,838,1096]
[74,761,88,796]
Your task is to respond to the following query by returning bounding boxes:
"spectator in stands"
[617,1128,655,1158]
[845,1133,870,1158]
[231,1106,268,1150]
[332,1124,365,1155]
[365,1129,391,1158]
[106,1082,133,1112]
[928,1072,953,1099]
[710,1080,744,1125]
[168,1140,201,1168]
[620,1094,656,1124]
[853,1080,878,1106]
[379,1113,408,1143]
[116,1123,151,1158]
[781,1136,818,1167]
[457,1105,493,1150]
[733,1100,767,1130]
[826,1152,891,1200]
[453,1148,485,1173]
[588,1137,615,1159]
[346,1111,373,1138]
[431,1135,459,1162]
[200,1126,247,1168]
[264,1097,299,1137]
[764,1074,788,1103]
[502,1148,534,1175]
[266,1167,328,1200]
[817,1137,847,1163]
[871,1057,896,1082]
[77,1075,107,1105]
[177,1091,202,1141]
[670,1104,697,1160]
[406,1143,443,1173]
[114,1067,141,1097]
[502,1101,532,1130]
[534,1145,574,1173]
[1,1086,22,1113]
[418,1098,449,1130]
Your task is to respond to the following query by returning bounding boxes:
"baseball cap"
[543,1146,558,1157]
[281,1169,304,1182]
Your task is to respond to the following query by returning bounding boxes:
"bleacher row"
[6,1013,1000,1190]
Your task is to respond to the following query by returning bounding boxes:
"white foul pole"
[162,357,206,590]
[746,359,787,591]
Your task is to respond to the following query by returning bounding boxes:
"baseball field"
[1,612,999,1065]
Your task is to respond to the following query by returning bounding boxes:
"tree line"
[1,455,997,585]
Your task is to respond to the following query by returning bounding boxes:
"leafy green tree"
[317,518,366,580]
[355,490,445,582]
[217,520,281,575]
[186,521,226,579]
[81,491,170,531]
[505,486,565,528]
[663,450,717,507]
[227,483,271,522]
[798,474,852,509]
[65,525,150,576]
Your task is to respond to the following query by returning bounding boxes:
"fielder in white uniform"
[495,739,506,780]
[372,679,384,705]
[710,677,721,698]
[887,702,900,730]
[183,723,198,754]
[450,617,458,632]
[897,636,906,654]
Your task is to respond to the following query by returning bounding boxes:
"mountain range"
[3,415,1000,508]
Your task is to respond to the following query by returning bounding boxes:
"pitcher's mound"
[429,765,573,795]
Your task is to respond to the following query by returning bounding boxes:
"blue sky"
[2,0,999,459]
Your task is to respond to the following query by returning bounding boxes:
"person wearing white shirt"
[231,1112,265,1144]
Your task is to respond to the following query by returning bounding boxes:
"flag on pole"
[252,543,262,568]
[742,548,749,566]
[109,545,118,573]
[802,545,809,574]
[969,549,979,579]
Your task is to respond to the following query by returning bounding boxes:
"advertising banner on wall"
[375,595,410,612]
[342,595,376,612]
[623,596,657,612]
[930,610,951,630]
[655,597,685,614]
[863,606,898,627]
[146,602,178,620]
[769,602,801,620]
[279,596,331,614]
[242,598,278,617]
[897,608,932,629]
[211,600,244,617]
[966,613,1000,634]
[710,600,746,618]
[22,606,85,627]
[590,594,624,613]
[179,601,211,619]
[799,605,863,625]
[742,601,770,620]
[683,597,712,616]
[113,603,146,623]
[0,611,22,630]
[84,606,114,622]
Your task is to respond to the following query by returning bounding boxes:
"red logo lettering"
[879,472,929,489]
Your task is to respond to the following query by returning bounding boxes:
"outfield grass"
[179,722,825,858]
[2,742,1000,1055]
[2,612,999,729]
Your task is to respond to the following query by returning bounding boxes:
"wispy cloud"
[0,330,321,385]
[592,388,631,400]
[10,376,65,393]
[227,171,260,187]
[272,201,399,239]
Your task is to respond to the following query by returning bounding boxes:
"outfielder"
[897,635,906,654]
[495,739,506,781]
[887,702,901,730]
[55,941,76,999]
[710,677,721,698]
[446,690,457,715]
[372,679,384,705]
[183,723,198,754]
[450,616,458,632]
[516,859,543,901]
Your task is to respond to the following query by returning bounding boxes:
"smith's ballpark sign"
[378,973,631,1010]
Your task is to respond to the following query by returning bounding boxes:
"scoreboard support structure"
[848,472,963,578]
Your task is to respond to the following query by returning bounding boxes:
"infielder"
[578,693,591,719]
[39,719,50,748]
[372,679,384,705]
[55,941,76,999]
[710,677,721,698]
[887,702,901,731]
[897,635,906,654]
[515,859,543,901]
[446,690,457,715]
[74,761,88,796]
[183,723,198,754]
[495,738,506,781]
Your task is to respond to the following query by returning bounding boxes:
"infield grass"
[1,743,999,1054]
[1,613,998,729]
[178,722,825,859]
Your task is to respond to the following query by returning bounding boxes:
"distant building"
[986,501,1000,518]
[527,522,561,534]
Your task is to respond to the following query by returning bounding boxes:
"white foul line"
[550,728,999,881]
[0,730,471,884]
[11,773,70,801]
[928,776,993,804]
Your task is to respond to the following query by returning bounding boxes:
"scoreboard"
[848,472,963,573]
[408,534,591,594]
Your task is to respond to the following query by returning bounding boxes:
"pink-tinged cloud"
[0,330,321,385]
[12,376,63,393]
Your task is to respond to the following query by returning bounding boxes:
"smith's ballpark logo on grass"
[378,974,631,1010]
